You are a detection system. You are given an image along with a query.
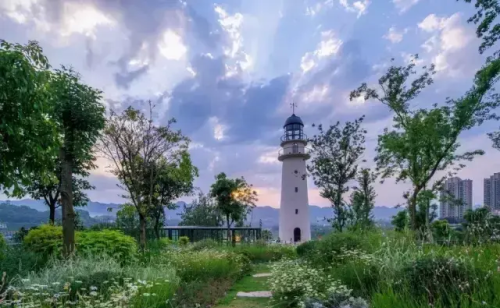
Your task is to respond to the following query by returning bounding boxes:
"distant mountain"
[247,205,403,228]
[2,199,403,229]
[1,199,123,216]
[0,203,111,230]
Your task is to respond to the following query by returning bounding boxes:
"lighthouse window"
[295,209,299,215]
[295,187,298,193]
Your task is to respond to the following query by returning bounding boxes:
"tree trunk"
[154,214,161,240]
[60,148,75,257]
[226,214,231,246]
[49,204,56,225]
[139,213,147,251]
[409,187,421,231]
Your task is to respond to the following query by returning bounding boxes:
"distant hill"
[1,199,402,229]
[0,203,113,230]
[1,199,122,216]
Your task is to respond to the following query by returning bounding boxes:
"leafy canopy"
[0,40,58,196]
[307,116,367,232]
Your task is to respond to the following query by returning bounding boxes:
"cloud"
[383,26,408,43]
[300,30,343,73]
[392,0,420,13]
[418,13,478,76]
[339,0,371,18]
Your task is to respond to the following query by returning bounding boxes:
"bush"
[179,236,189,245]
[77,230,137,263]
[23,224,62,257]
[400,255,482,306]
[0,245,45,280]
[303,291,369,308]
[302,232,379,267]
[18,254,179,305]
[0,233,5,256]
[173,278,234,308]
[296,240,318,258]
[329,260,380,298]
[190,238,219,251]
[270,259,351,306]
[232,244,296,262]
[166,249,249,283]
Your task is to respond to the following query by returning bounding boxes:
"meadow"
[2,224,500,308]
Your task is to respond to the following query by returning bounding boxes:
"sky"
[2,0,500,208]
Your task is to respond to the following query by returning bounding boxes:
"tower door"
[293,227,301,242]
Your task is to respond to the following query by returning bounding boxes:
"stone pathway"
[236,291,272,298]
[216,264,273,308]
[252,273,272,278]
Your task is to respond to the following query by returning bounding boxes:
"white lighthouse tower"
[278,110,311,243]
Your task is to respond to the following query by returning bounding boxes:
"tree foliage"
[210,172,257,244]
[391,210,408,232]
[179,192,223,227]
[0,40,57,196]
[99,103,190,249]
[145,152,198,239]
[307,117,367,232]
[49,67,105,256]
[349,168,376,231]
[26,164,94,224]
[351,55,500,230]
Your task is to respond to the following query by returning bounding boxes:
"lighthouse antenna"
[290,100,297,114]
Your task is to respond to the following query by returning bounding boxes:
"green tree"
[431,220,452,242]
[116,204,140,231]
[26,165,94,224]
[50,67,105,256]
[0,40,57,196]
[349,168,376,231]
[461,1,500,150]
[351,54,500,230]
[210,173,257,245]
[179,192,223,227]
[145,153,198,239]
[392,210,408,232]
[307,117,367,232]
[99,103,189,250]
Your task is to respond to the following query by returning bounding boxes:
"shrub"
[303,232,379,267]
[179,236,189,245]
[0,245,45,280]
[0,233,5,256]
[18,254,179,304]
[399,255,482,306]
[166,249,248,282]
[233,244,296,262]
[173,278,234,308]
[190,238,219,251]
[77,230,137,263]
[269,259,351,306]
[23,224,62,257]
[329,260,381,298]
[303,291,369,308]
[296,240,318,258]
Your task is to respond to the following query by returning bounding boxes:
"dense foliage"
[77,230,138,264]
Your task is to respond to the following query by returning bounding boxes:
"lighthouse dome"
[283,114,304,128]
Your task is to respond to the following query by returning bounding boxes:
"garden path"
[215,263,273,308]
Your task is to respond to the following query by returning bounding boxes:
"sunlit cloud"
[158,30,187,60]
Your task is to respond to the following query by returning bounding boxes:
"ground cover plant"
[273,230,500,308]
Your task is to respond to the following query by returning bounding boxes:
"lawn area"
[216,263,273,308]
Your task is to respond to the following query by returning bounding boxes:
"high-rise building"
[440,177,473,220]
[484,172,500,210]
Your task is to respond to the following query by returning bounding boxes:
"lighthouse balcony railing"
[280,133,308,142]
[278,147,312,158]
